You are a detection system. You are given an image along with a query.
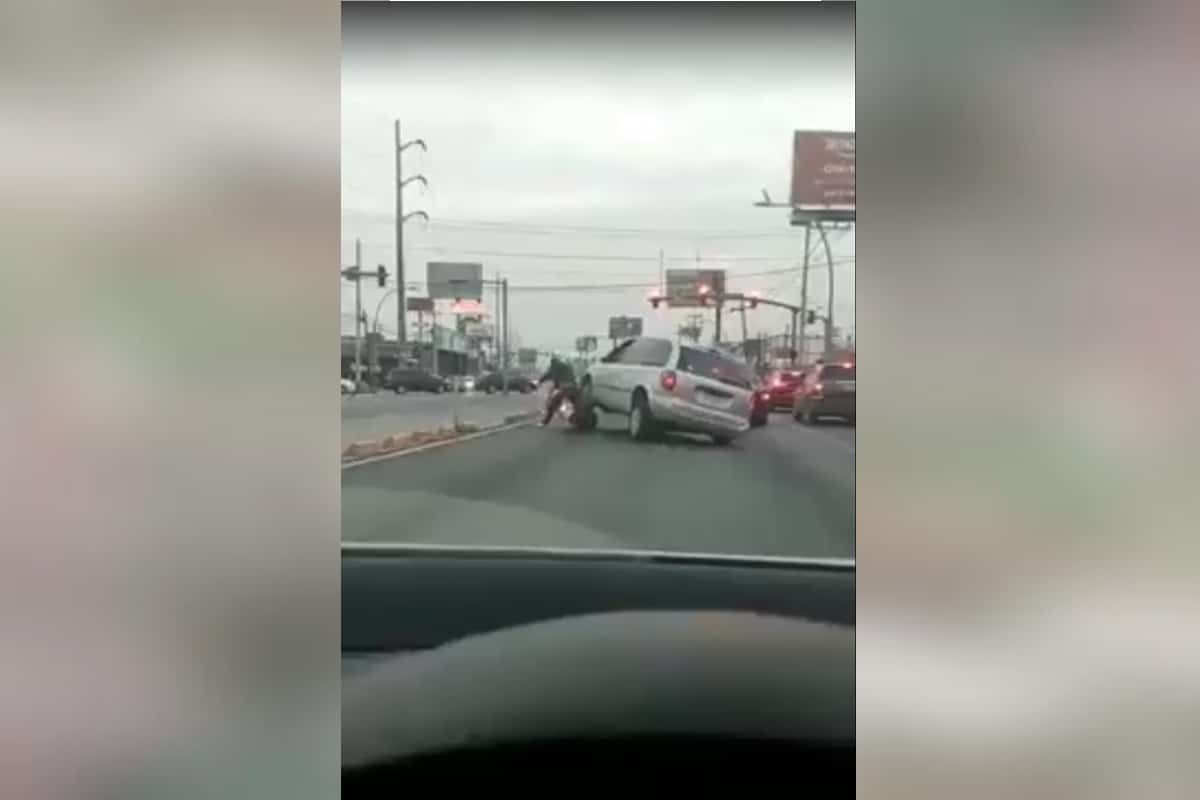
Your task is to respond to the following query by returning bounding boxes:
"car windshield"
[341,3,854,562]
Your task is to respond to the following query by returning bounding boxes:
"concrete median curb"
[341,411,540,469]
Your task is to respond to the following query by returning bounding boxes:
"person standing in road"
[537,354,577,426]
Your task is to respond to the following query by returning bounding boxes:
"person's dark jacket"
[539,359,576,389]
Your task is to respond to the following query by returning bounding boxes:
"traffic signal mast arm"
[721,291,796,313]
[648,287,810,317]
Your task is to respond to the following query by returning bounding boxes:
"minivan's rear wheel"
[573,382,598,431]
[628,392,655,441]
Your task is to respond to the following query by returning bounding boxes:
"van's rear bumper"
[811,394,855,419]
[650,395,750,438]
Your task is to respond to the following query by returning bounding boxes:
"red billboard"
[790,130,855,208]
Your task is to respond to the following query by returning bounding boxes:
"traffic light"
[697,284,711,306]
[376,265,388,288]
[747,290,760,309]
[648,291,665,309]
[806,310,817,325]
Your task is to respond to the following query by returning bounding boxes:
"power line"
[341,210,815,238]
[347,258,853,292]
[463,261,855,292]
[408,246,830,263]
[420,221,808,241]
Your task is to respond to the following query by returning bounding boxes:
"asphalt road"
[341,390,539,446]
[342,410,855,559]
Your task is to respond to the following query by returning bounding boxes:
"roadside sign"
[665,269,726,307]
[449,299,484,314]
[790,130,855,208]
[464,321,493,338]
[406,296,434,313]
[427,262,484,300]
[608,316,643,340]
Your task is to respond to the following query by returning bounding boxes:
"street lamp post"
[395,120,428,349]
[753,190,852,363]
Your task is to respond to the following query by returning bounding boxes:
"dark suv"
[476,370,536,394]
[792,362,855,425]
[385,367,452,394]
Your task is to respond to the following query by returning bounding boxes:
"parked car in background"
[449,375,476,393]
[793,361,856,425]
[384,367,453,394]
[340,378,357,395]
[581,337,753,445]
[761,368,806,410]
[476,370,537,394]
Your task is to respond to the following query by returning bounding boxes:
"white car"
[580,337,754,445]
[341,378,357,395]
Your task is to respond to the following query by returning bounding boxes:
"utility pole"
[790,310,799,366]
[658,248,664,295]
[797,223,811,366]
[431,303,439,377]
[697,250,723,346]
[816,222,836,356]
[395,120,428,349]
[493,273,502,371]
[353,238,363,384]
[502,278,510,369]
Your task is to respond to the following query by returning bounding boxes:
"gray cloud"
[342,4,854,352]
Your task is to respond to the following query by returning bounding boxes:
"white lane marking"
[341,418,536,470]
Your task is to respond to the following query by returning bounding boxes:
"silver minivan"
[581,337,753,445]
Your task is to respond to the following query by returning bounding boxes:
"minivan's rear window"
[677,347,755,390]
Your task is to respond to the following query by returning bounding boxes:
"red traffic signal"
[647,290,666,309]
[697,284,711,306]
[747,290,761,309]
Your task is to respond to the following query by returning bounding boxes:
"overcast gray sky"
[341,3,854,354]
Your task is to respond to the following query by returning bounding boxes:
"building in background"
[340,328,478,384]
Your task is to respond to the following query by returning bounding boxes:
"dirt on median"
[341,411,538,462]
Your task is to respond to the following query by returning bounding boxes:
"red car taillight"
[660,370,677,391]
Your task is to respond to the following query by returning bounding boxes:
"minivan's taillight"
[660,370,677,391]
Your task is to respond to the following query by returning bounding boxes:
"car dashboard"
[342,544,855,791]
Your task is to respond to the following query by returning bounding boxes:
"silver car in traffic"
[581,337,753,445]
